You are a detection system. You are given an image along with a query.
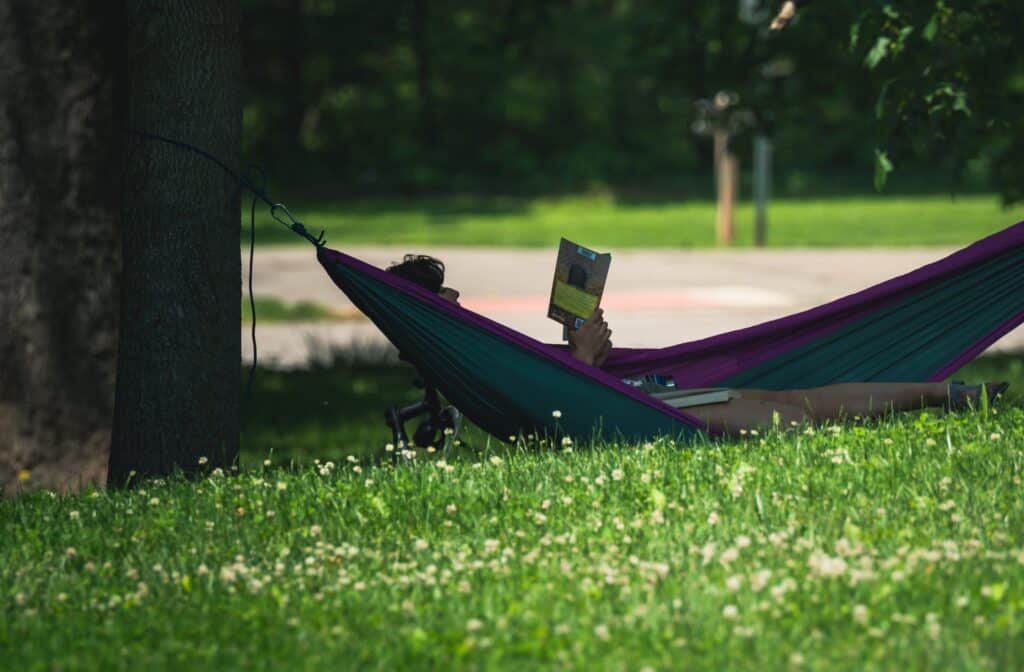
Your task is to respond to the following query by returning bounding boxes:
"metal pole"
[716,152,738,245]
[753,135,771,247]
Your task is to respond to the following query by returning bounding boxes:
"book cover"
[547,238,611,330]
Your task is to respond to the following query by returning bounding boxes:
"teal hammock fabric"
[318,222,1024,442]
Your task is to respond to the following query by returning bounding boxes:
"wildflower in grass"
[220,567,237,583]
[65,547,77,558]
[722,604,739,619]
[489,456,503,466]
[594,624,611,641]
[882,438,893,445]
[852,604,869,625]
[701,542,717,566]
[353,581,366,591]
[735,535,751,549]
[18,469,31,482]
[707,511,719,526]
[276,481,287,491]
[611,469,624,481]
[750,569,772,592]
[534,512,548,525]
[69,510,80,520]
[466,618,483,632]
[426,446,436,453]
[561,436,572,447]
[990,432,1001,441]
[310,525,321,537]
[808,552,847,578]
[211,468,224,477]
[925,438,937,446]
[552,409,562,419]
[414,538,429,551]
[726,575,743,592]
[384,443,394,452]
[563,474,574,483]
[789,653,805,666]
[446,503,457,514]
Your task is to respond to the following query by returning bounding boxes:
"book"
[547,238,611,332]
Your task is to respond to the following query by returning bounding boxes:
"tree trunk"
[108,1,241,486]
[0,1,121,494]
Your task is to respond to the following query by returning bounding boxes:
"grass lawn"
[248,193,1024,248]
[5,355,1022,670]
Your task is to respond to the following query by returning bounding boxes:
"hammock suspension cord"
[123,129,322,420]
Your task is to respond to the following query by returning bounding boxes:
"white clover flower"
[414,538,429,551]
[69,510,80,520]
[263,459,272,466]
[707,511,719,526]
[593,624,611,641]
[611,469,624,481]
[446,503,457,514]
[489,456,503,466]
[276,481,287,491]
[310,525,321,537]
[990,432,1001,441]
[65,547,77,558]
[722,604,739,619]
[552,410,562,419]
[726,575,743,592]
[852,604,869,625]
[561,436,572,447]
[198,456,209,465]
[466,618,483,632]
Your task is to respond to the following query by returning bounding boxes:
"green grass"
[248,194,1024,248]
[241,296,335,324]
[6,354,1023,670]
[238,354,1024,466]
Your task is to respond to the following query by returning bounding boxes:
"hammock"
[317,222,1024,442]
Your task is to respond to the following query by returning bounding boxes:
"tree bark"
[108,1,241,486]
[0,1,121,494]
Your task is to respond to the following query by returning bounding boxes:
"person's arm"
[569,308,612,367]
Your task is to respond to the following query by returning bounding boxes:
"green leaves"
[865,36,892,70]
[874,148,894,191]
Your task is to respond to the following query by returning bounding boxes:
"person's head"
[386,254,460,304]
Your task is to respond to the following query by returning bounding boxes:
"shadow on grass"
[241,350,1024,467]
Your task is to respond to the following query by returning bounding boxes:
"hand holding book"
[568,308,612,367]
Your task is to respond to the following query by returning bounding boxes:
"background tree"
[108,0,242,485]
[0,1,121,493]
[849,0,1024,201]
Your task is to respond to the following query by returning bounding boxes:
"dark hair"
[386,254,446,293]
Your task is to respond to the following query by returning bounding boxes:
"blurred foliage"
[851,1,1024,202]
[240,0,1020,200]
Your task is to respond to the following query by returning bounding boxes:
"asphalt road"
[242,246,1024,369]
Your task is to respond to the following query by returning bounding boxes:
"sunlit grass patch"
[5,399,1024,670]
[247,193,1024,248]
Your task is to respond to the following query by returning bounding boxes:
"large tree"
[0,1,121,494]
[108,0,242,485]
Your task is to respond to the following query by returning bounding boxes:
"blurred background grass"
[248,193,1024,248]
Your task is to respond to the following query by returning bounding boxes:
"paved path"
[242,246,1024,368]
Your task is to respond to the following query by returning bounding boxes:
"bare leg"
[686,399,809,435]
[736,383,948,423]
